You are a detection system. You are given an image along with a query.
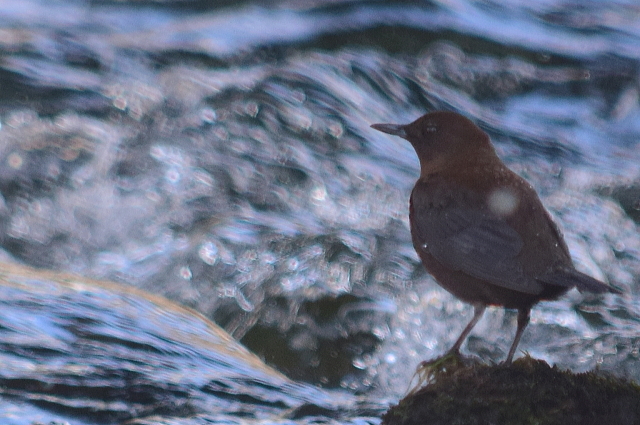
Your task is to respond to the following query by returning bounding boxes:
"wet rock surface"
[383,356,640,425]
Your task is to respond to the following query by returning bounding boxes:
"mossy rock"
[382,355,640,425]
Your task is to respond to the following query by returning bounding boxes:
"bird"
[371,111,619,363]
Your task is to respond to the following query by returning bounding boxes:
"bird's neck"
[418,149,503,181]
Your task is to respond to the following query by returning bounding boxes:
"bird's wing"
[412,195,544,294]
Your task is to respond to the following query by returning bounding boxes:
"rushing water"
[0,1,639,424]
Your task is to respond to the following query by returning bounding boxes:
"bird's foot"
[406,350,467,395]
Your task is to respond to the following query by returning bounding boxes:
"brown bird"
[371,111,619,363]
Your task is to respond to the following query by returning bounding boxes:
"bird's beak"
[371,123,407,139]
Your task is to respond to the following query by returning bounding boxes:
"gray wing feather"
[415,203,544,294]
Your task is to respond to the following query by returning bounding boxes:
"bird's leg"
[505,307,531,363]
[449,303,486,354]
[413,304,486,391]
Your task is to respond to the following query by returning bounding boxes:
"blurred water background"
[0,0,639,423]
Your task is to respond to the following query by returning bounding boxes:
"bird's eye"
[425,125,437,133]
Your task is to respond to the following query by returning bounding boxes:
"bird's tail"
[537,266,621,294]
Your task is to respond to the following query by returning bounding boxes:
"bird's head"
[371,111,496,176]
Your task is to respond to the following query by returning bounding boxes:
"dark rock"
[382,355,640,425]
